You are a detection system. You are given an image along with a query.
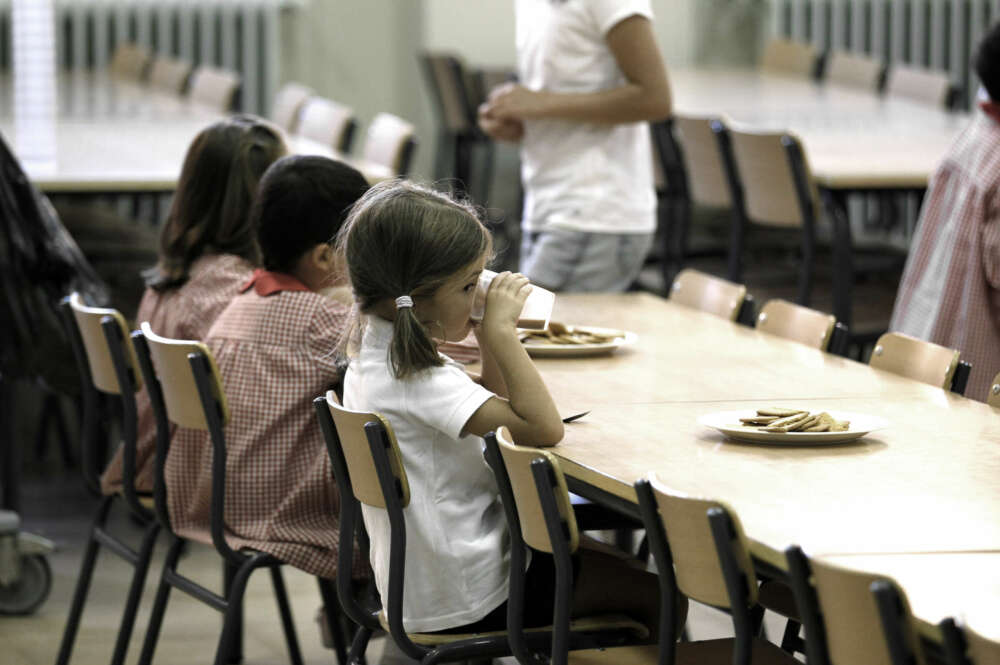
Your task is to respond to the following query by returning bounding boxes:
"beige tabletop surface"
[0,71,393,191]
[540,294,1000,572]
[820,552,1000,642]
[669,67,970,189]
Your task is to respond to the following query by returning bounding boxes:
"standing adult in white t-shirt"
[478,0,672,292]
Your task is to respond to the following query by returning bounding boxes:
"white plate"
[521,326,638,358]
[698,409,888,445]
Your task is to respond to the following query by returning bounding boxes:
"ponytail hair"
[338,180,492,378]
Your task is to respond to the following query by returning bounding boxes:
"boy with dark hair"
[890,21,1000,401]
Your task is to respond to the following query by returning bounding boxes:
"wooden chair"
[109,42,150,81]
[987,371,1000,407]
[760,38,818,78]
[886,65,953,108]
[418,51,492,198]
[786,546,929,665]
[133,323,320,665]
[270,82,314,133]
[297,97,357,153]
[669,268,748,322]
[360,112,418,177]
[713,120,821,307]
[825,51,884,91]
[757,299,849,355]
[482,428,657,665]
[55,294,160,665]
[652,114,732,288]
[868,332,970,394]
[635,475,802,665]
[958,623,1000,665]
[187,66,241,112]
[147,56,193,95]
[313,392,515,664]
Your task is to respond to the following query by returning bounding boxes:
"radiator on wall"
[0,0,287,116]
[772,0,1000,107]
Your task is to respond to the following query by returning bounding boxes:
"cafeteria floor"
[3,453,794,665]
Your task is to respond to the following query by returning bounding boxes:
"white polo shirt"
[342,316,509,632]
[516,0,657,235]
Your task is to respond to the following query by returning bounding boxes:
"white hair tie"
[395,295,413,309]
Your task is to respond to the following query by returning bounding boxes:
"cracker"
[757,408,808,417]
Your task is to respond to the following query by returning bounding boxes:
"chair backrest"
[809,556,923,665]
[323,396,410,510]
[886,65,952,108]
[726,125,818,228]
[760,38,818,77]
[68,292,141,395]
[148,56,192,95]
[965,623,1000,665]
[669,268,748,321]
[361,112,417,176]
[988,372,1000,407]
[493,427,578,555]
[297,97,357,153]
[270,82,314,133]
[419,52,475,134]
[642,474,757,610]
[869,332,960,390]
[187,66,241,111]
[109,42,150,81]
[825,51,884,90]
[674,114,731,208]
[757,299,836,350]
[139,321,228,430]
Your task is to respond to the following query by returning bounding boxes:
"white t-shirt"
[342,316,509,633]
[516,0,657,235]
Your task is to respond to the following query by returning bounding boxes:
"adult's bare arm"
[482,14,672,125]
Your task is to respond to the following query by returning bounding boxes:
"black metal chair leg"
[349,626,372,665]
[780,619,803,654]
[222,560,244,664]
[269,566,304,665]
[214,562,257,665]
[108,522,161,665]
[55,496,113,665]
[137,536,186,665]
[317,577,350,665]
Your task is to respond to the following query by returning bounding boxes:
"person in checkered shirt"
[101,115,286,495]
[890,21,1000,402]
[162,155,370,581]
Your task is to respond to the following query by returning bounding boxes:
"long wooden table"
[670,67,969,190]
[539,293,1000,639]
[0,71,393,193]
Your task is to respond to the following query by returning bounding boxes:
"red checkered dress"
[890,111,1000,401]
[101,254,253,495]
[163,271,366,579]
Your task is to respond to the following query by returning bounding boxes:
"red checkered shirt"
[163,271,366,579]
[890,111,1000,401]
[101,254,253,494]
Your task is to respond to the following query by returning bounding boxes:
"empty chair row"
[667,268,974,396]
[271,82,417,178]
[109,42,241,112]
[760,38,953,107]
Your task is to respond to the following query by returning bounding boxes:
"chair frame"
[712,121,819,308]
[55,296,161,665]
[314,395,513,665]
[650,118,693,289]
[132,332,345,665]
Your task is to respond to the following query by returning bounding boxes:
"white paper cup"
[470,270,554,330]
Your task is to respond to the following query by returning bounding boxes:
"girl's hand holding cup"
[478,272,531,344]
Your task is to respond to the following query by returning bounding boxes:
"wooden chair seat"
[676,637,798,665]
[669,268,748,321]
[378,612,649,647]
[987,371,1000,407]
[869,331,960,390]
[568,643,658,664]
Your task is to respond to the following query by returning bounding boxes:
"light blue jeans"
[520,228,654,292]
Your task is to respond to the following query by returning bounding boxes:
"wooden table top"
[821,552,1000,642]
[541,293,1000,572]
[0,71,393,192]
[669,67,970,189]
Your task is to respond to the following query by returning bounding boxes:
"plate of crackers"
[519,322,638,358]
[698,407,888,445]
